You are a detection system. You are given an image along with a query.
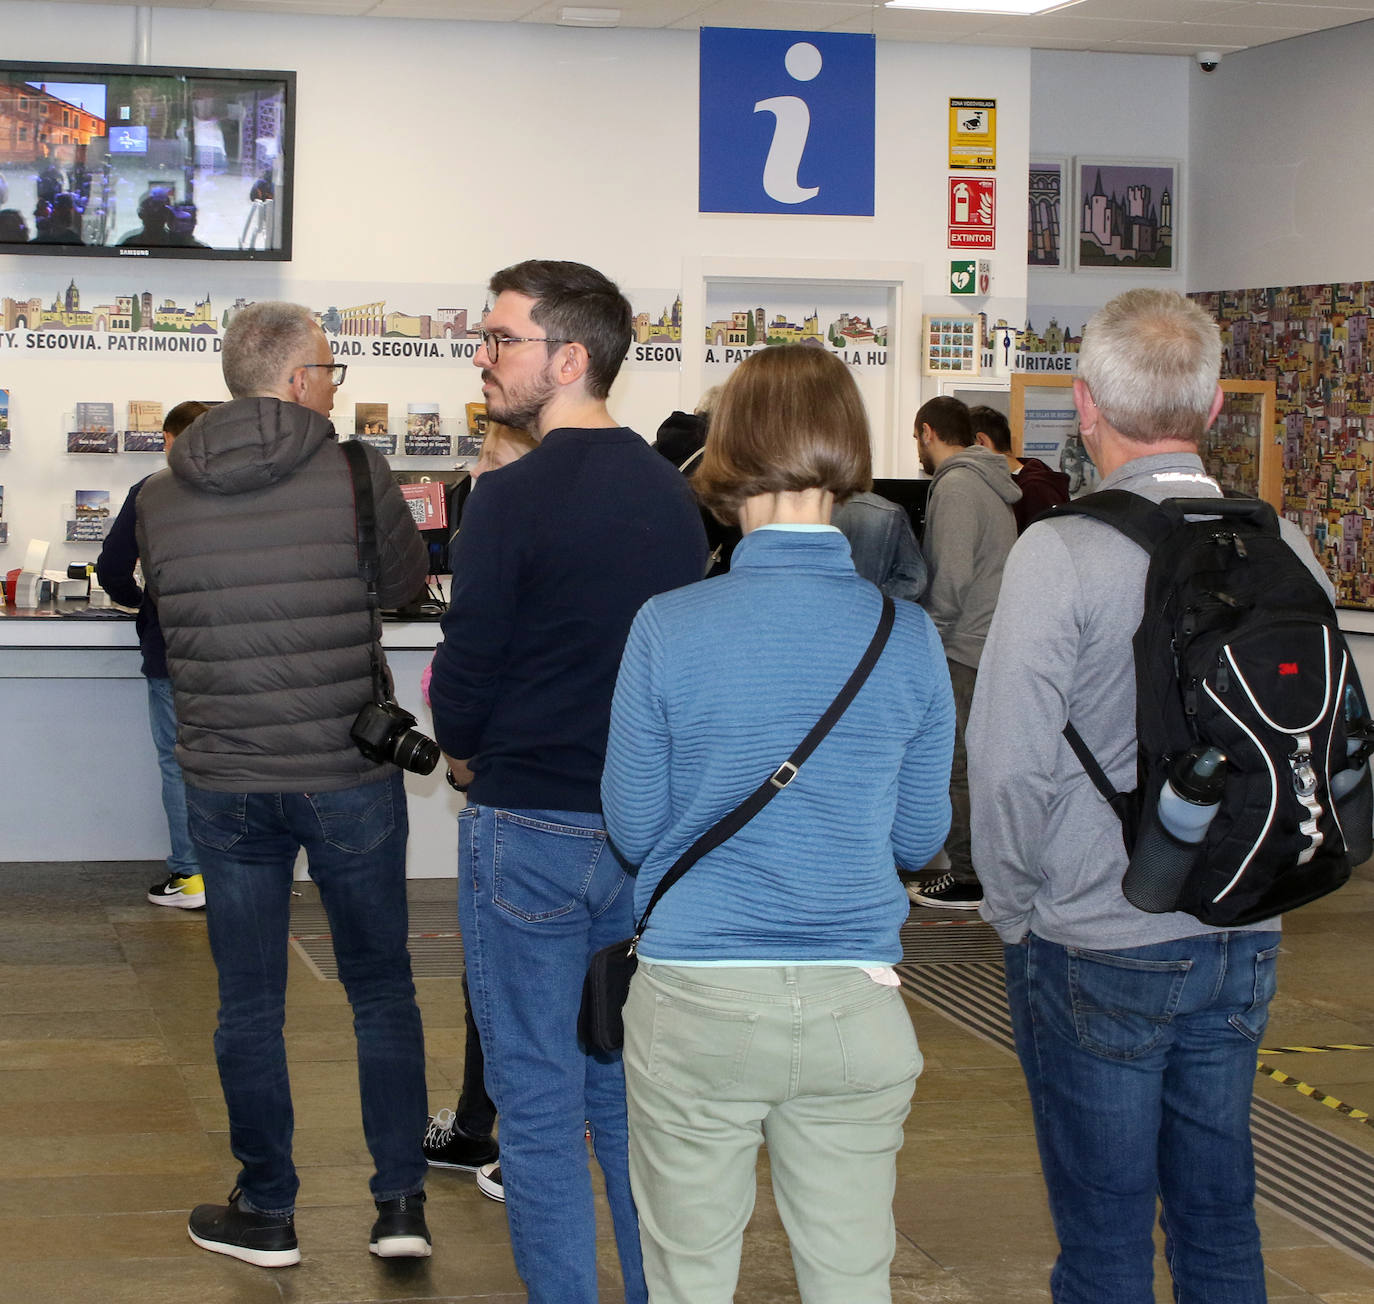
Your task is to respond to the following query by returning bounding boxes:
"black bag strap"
[630,595,896,947]
[340,440,387,702]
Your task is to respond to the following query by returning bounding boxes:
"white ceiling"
[36,0,1374,55]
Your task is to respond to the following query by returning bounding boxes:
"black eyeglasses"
[476,328,572,364]
[299,363,347,386]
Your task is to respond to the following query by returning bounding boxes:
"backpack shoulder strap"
[1045,489,1176,555]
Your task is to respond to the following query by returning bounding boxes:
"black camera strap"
[340,440,388,702]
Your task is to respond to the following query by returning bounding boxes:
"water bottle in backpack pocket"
[1123,746,1227,914]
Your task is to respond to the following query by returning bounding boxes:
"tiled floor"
[2,860,1373,1303]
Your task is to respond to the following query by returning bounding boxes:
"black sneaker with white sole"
[147,872,206,909]
[907,872,984,911]
[422,1108,499,1171]
[187,1187,300,1268]
[476,1162,505,1203]
[369,1191,432,1258]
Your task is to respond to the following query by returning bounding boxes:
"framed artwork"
[1202,380,1280,508]
[1028,158,1065,269]
[1010,375,1098,497]
[1012,375,1281,507]
[922,314,980,377]
[1074,158,1179,273]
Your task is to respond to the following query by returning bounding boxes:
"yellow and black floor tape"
[1258,1043,1374,1055]
[1255,1061,1373,1127]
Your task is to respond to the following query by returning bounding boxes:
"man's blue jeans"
[1005,929,1280,1304]
[187,770,427,1216]
[145,676,198,877]
[458,804,647,1304]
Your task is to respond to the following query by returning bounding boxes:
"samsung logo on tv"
[118,249,150,256]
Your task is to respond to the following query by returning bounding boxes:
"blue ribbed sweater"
[602,528,955,964]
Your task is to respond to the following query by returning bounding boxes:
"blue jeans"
[1006,930,1280,1304]
[187,770,427,1216]
[145,676,198,877]
[458,804,647,1304]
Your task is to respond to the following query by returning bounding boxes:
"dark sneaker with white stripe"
[907,873,984,911]
[147,872,206,909]
[369,1191,431,1258]
[423,1108,499,1171]
[188,1187,300,1268]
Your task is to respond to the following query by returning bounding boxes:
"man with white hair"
[137,301,431,1268]
[968,288,1334,1303]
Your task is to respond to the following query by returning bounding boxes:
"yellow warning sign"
[949,97,996,171]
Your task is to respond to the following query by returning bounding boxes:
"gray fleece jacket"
[920,445,1020,669]
[136,397,427,792]
[967,452,1334,948]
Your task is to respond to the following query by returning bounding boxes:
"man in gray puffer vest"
[137,301,431,1268]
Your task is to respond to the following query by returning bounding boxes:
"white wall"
[1029,49,1192,317]
[1188,19,1374,292]
[0,1,1032,576]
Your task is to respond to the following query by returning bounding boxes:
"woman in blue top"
[602,345,955,1304]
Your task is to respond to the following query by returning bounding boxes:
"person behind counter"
[95,399,212,910]
[601,344,955,1303]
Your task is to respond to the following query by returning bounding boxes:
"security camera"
[1197,51,1221,72]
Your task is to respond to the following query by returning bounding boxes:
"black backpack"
[1055,491,1372,926]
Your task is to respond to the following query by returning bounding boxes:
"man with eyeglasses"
[428,261,706,1304]
[136,301,433,1269]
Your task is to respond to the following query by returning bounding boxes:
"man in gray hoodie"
[967,289,1333,1303]
[910,395,1020,910]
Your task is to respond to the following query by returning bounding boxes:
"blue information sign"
[699,27,875,217]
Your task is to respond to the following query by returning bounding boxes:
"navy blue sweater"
[96,475,167,678]
[430,426,708,812]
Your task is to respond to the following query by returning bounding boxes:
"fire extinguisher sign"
[948,176,996,249]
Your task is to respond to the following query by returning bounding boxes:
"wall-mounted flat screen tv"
[0,61,295,261]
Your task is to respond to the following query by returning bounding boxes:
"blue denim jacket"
[832,491,928,602]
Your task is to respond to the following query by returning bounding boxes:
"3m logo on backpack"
[1057,492,1374,927]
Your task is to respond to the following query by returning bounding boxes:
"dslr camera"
[351,700,440,775]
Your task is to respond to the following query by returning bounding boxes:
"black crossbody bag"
[578,595,895,1054]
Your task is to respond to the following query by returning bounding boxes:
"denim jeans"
[187,770,427,1216]
[145,676,198,877]
[945,659,978,885]
[1006,929,1281,1304]
[457,970,496,1138]
[457,804,647,1304]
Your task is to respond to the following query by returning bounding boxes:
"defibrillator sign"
[949,97,996,170]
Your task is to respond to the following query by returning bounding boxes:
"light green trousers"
[623,963,921,1304]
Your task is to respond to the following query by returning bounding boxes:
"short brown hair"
[914,395,973,448]
[488,260,631,400]
[163,399,212,439]
[694,346,872,524]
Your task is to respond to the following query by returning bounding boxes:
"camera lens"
[392,729,441,775]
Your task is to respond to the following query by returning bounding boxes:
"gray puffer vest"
[136,397,427,792]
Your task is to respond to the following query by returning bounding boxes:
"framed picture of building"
[922,314,980,377]
[1073,158,1179,273]
[1202,379,1280,508]
[1028,158,1065,269]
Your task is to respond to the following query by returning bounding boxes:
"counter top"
[1,602,446,653]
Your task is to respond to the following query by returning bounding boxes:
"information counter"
[7,602,1374,868]
[0,605,456,872]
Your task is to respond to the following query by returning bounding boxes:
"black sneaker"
[187,1187,300,1268]
[422,1108,499,1171]
[475,1162,505,1203]
[369,1191,432,1258]
[147,871,206,909]
[907,873,984,911]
